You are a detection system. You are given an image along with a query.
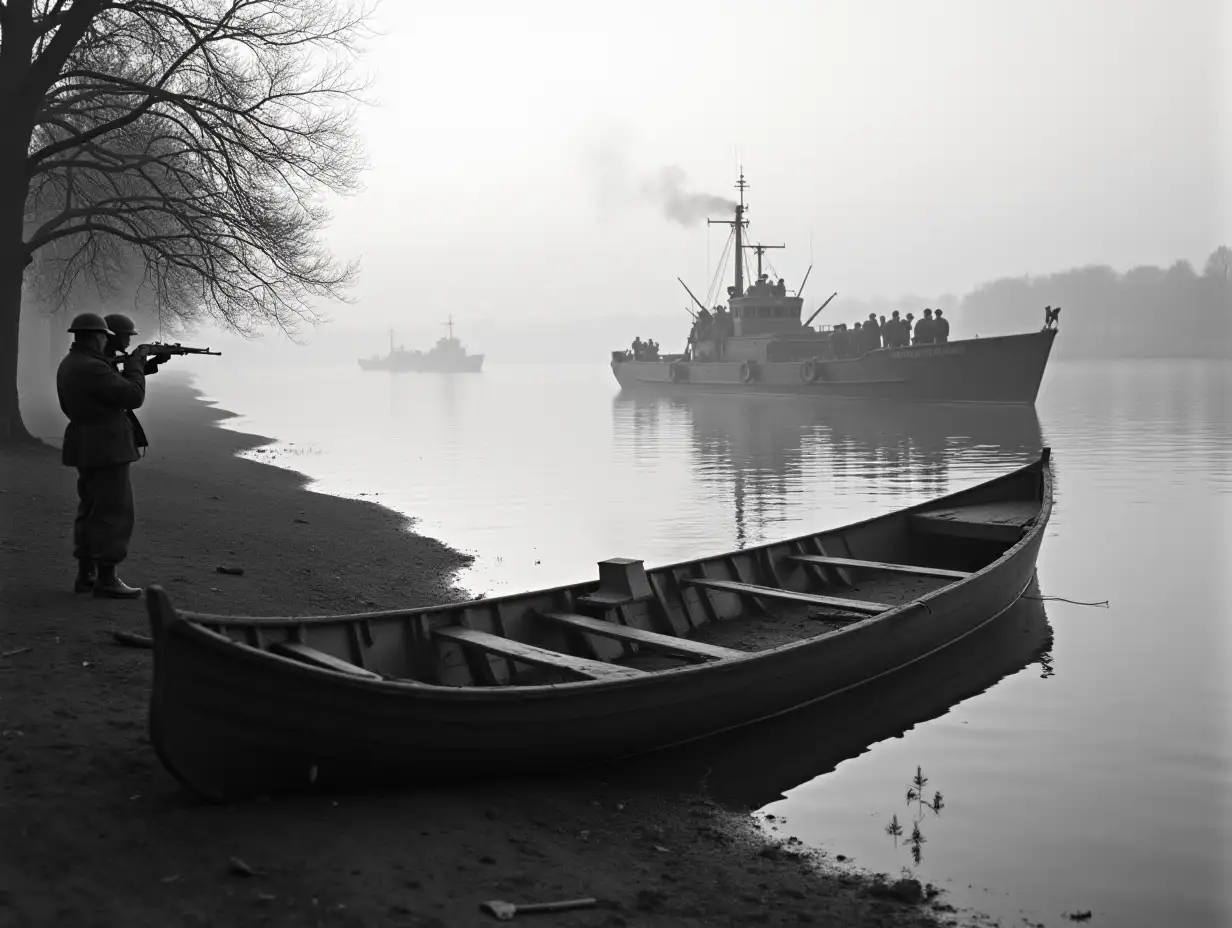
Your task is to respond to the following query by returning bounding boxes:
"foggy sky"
[241,1,1231,330]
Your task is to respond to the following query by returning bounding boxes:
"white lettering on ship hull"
[889,345,966,359]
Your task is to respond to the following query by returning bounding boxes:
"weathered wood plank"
[268,641,382,679]
[535,612,745,662]
[911,502,1037,543]
[432,626,647,681]
[682,578,889,615]
[788,555,972,581]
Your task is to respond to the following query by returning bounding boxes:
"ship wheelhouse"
[730,293,805,337]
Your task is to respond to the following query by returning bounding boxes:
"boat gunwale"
[153,451,1053,699]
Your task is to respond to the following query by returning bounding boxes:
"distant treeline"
[839,247,1231,359]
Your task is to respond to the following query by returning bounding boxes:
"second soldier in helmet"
[103,313,171,373]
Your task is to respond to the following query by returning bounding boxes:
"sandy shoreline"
[1,374,950,928]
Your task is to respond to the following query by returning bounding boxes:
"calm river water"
[187,357,1229,928]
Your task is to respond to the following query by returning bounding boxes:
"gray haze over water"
[14,0,1230,366]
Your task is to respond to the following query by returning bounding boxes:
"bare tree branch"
[14,0,372,336]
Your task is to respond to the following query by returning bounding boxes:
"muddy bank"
[1,376,950,928]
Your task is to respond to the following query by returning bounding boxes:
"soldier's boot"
[74,559,96,594]
[93,563,142,600]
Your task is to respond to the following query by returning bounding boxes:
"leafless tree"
[0,0,371,441]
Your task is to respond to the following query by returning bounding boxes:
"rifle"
[110,342,221,364]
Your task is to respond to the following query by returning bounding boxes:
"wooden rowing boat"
[146,449,1053,802]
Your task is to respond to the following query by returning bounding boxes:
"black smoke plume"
[639,166,738,226]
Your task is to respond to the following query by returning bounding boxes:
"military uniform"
[56,320,147,594]
[864,316,882,352]
[934,313,950,343]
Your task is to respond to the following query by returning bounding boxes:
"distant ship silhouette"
[359,316,484,373]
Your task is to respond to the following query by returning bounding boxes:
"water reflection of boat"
[612,576,1053,809]
[618,391,1044,477]
[613,391,1046,545]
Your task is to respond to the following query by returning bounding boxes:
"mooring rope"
[1022,594,1109,608]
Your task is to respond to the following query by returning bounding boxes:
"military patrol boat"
[359,317,484,373]
[612,174,1057,405]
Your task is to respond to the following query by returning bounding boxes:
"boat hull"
[612,330,1056,405]
[148,454,1052,801]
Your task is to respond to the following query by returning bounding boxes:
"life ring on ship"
[668,362,687,383]
[801,358,821,384]
[739,360,756,384]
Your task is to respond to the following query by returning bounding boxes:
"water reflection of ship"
[612,577,1054,809]
[612,390,1045,544]
[387,357,462,424]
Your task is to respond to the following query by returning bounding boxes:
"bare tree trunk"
[0,257,34,444]
[0,5,38,445]
[0,144,35,444]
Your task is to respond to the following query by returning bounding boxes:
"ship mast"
[443,314,455,340]
[708,171,750,298]
[743,242,784,281]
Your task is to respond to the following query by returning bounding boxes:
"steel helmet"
[103,313,138,336]
[66,312,112,334]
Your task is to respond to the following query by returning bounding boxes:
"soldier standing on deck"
[864,313,881,352]
[933,309,950,343]
[56,313,151,598]
[887,310,904,347]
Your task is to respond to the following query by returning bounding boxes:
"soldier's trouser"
[73,464,135,565]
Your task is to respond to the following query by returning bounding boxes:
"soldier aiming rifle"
[103,314,221,367]
[55,312,219,599]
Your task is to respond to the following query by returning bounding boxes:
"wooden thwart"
[683,578,889,615]
[789,555,971,581]
[535,611,744,662]
[910,501,1037,543]
[268,640,382,679]
[433,626,647,681]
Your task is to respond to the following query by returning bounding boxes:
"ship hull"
[359,354,484,373]
[612,330,1056,405]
